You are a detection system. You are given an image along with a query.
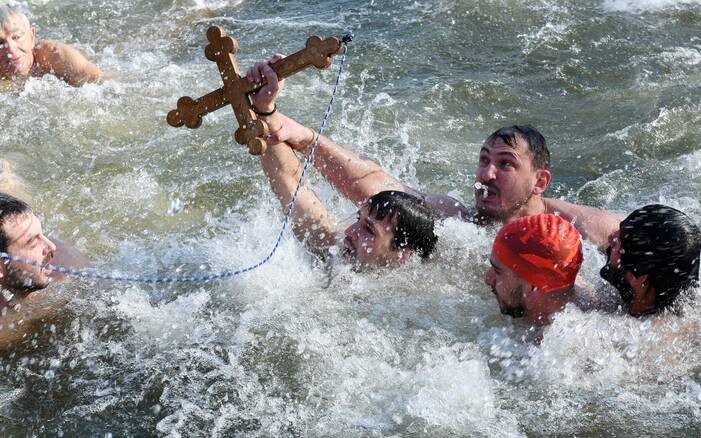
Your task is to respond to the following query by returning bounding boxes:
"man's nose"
[3,40,18,55]
[476,163,496,182]
[42,235,57,254]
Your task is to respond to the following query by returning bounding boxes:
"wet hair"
[485,125,550,170]
[0,192,31,252]
[0,4,30,29]
[366,191,438,259]
[619,204,701,312]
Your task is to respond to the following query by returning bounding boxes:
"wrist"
[295,127,318,153]
[252,103,276,116]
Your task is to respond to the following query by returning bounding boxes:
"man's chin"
[476,203,505,221]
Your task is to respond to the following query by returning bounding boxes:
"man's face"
[1,213,56,294]
[341,205,408,267]
[484,255,529,318]
[474,137,539,220]
[600,229,636,306]
[0,13,36,78]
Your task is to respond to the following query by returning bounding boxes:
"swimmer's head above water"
[0,192,56,298]
[485,214,583,326]
[600,204,701,317]
[474,125,551,222]
[341,191,437,267]
[0,4,36,78]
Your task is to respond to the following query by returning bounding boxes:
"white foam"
[660,47,701,66]
[113,286,211,347]
[406,347,496,428]
[603,0,701,12]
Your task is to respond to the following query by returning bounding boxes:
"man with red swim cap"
[484,214,584,326]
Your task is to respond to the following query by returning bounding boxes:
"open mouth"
[41,255,54,276]
[474,182,497,201]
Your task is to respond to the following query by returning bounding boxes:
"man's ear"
[627,272,650,293]
[532,169,551,196]
[626,272,656,314]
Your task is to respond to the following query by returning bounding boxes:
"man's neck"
[526,287,576,326]
[506,196,547,223]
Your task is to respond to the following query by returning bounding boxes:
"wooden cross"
[167,26,342,155]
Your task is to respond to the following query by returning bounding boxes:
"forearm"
[260,142,338,252]
[545,198,624,247]
[264,111,405,205]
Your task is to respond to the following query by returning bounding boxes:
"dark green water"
[1,0,701,435]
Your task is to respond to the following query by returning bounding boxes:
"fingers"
[261,63,278,91]
[246,59,269,83]
[269,53,285,64]
[246,53,286,83]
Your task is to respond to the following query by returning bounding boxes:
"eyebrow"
[6,215,35,246]
[480,147,519,159]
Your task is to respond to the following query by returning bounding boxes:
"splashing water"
[1,0,701,436]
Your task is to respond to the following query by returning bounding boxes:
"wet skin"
[474,137,539,221]
[1,213,56,295]
[341,204,408,267]
[0,13,36,78]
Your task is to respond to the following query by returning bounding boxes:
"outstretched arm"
[247,56,469,219]
[544,198,624,247]
[34,40,102,86]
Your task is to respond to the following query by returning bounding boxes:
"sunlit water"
[1,0,701,435]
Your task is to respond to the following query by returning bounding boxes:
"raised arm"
[264,111,405,205]
[34,40,102,86]
[260,141,339,254]
[247,55,469,219]
[246,55,338,253]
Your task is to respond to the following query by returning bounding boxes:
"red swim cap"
[492,214,583,293]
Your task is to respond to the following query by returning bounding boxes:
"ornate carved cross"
[167,26,342,155]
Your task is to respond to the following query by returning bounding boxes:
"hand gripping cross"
[167,26,342,155]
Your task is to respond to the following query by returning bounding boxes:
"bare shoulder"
[33,40,65,70]
[33,40,102,85]
[420,193,472,221]
[34,39,63,57]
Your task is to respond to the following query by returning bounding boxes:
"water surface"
[1,0,701,435]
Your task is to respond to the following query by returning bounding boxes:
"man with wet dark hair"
[260,138,437,267]
[245,57,437,267]
[244,55,621,246]
[0,192,63,347]
[367,190,437,259]
[0,4,102,86]
[0,192,56,295]
[600,204,701,316]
